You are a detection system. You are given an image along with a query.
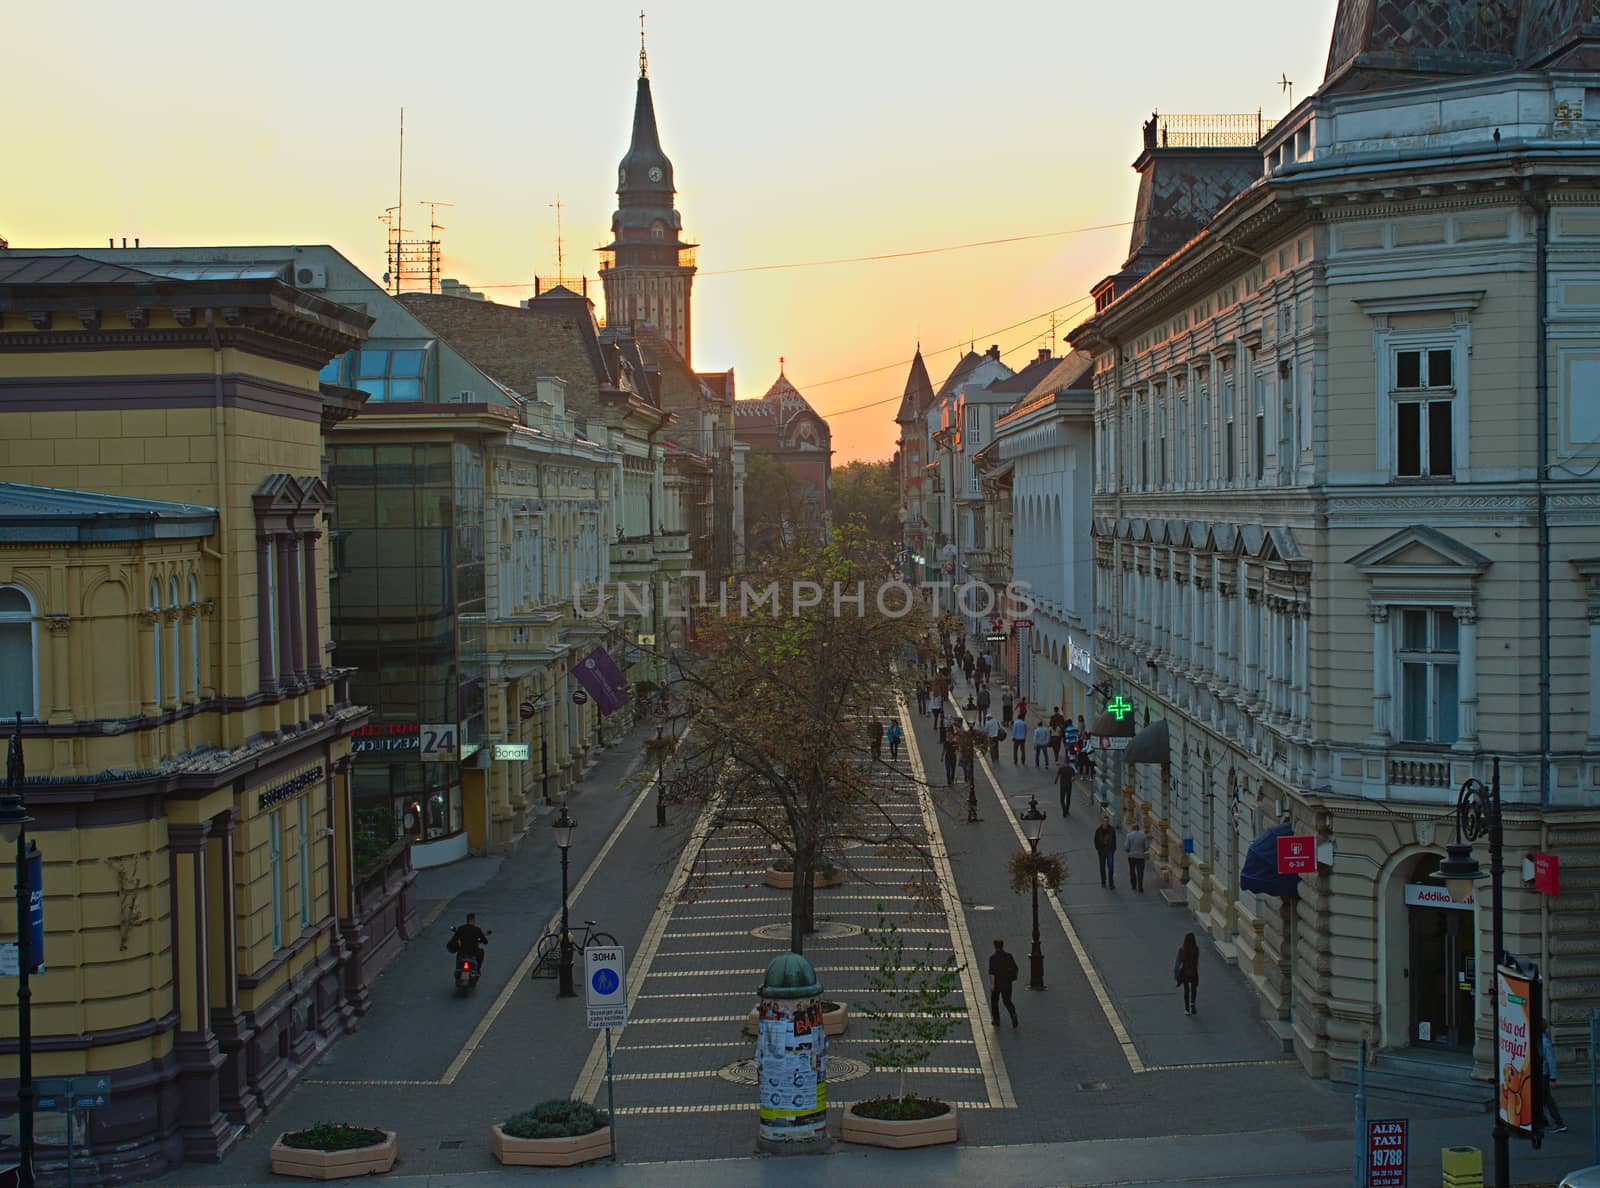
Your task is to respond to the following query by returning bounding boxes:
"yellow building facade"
[0,256,372,1181]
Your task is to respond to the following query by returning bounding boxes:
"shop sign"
[1497,963,1540,1135]
[984,633,1008,643]
[1403,882,1474,910]
[1276,834,1317,876]
[1069,639,1094,675]
[1095,735,1132,751]
[258,765,324,810]
[351,722,421,754]
[1366,1118,1407,1187]
[493,743,530,761]
[1011,618,1033,628]
[1532,852,1560,896]
[420,724,459,762]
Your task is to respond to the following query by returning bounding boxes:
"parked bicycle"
[531,919,618,979]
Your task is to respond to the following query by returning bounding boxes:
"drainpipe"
[1521,179,1552,807]
[203,310,230,700]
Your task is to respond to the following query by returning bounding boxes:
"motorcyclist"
[447,913,489,967]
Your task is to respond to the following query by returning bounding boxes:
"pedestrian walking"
[1063,717,1081,752]
[1049,709,1065,762]
[958,725,975,785]
[941,727,958,785]
[1174,933,1200,1015]
[1093,815,1118,888]
[1015,697,1029,724]
[1125,821,1149,891]
[961,653,974,682]
[976,684,991,715]
[869,718,884,762]
[1541,1027,1568,1132]
[1011,715,1028,764]
[986,713,1003,762]
[916,681,929,715]
[887,720,904,762]
[1032,721,1050,768]
[1055,759,1075,815]
[988,939,1020,1028]
[930,692,944,732]
[1001,689,1014,727]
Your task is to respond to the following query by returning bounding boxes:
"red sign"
[1011,619,1033,628]
[1367,1118,1407,1187]
[1276,834,1317,876]
[1533,852,1560,896]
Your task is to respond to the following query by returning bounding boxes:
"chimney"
[987,344,1001,360]
[1037,348,1051,363]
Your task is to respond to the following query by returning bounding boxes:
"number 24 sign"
[419,724,459,763]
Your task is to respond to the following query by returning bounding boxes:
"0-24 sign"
[419,723,459,763]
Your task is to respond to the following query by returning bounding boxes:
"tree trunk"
[802,866,816,936]
[789,841,813,954]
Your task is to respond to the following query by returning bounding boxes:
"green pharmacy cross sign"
[1106,696,1133,721]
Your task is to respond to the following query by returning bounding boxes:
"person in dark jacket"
[1055,759,1075,815]
[1093,815,1118,889]
[868,718,884,761]
[916,680,929,715]
[988,938,1020,1028]
[941,727,958,785]
[448,913,489,966]
[1175,932,1200,1015]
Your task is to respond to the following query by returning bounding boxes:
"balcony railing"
[1388,757,1452,788]
[1147,111,1277,149]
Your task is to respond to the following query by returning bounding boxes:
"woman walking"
[942,726,959,785]
[1174,933,1200,1015]
[887,720,904,762]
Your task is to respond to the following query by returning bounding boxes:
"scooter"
[454,950,483,993]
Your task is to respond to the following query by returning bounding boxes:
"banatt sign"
[1404,882,1475,910]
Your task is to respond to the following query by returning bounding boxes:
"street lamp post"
[3,714,35,1188]
[650,726,670,827]
[554,805,577,998]
[1020,796,1047,991]
[1433,757,1507,1188]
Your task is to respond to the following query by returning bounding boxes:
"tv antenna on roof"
[1280,73,1294,108]
[551,194,565,277]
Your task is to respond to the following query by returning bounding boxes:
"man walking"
[930,690,944,733]
[988,938,1020,1028]
[1032,720,1051,768]
[1055,758,1075,815]
[1063,715,1081,753]
[1093,815,1118,889]
[1011,714,1028,764]
[1001,688,1014,728]
[1049,709,1065,763]
[986,712,1003,762]
[941,726,958,786]
[916,680,929,715]
[958,724,975,786]
[1125,820,1149,891]
[868,718,884,762]
[976,683,991,719]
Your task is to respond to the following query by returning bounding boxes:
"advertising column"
[754,953,828,1149]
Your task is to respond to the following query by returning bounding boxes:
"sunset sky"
[6,0,1337,461]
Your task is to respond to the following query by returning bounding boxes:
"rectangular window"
[265,548,278,666]
[1223,370,1236,482]
[1157,398,1168,488]
[1176,395,1188,486]
[1198,384,1211,486]
[1393,347,1454,478]
[1396,608,1459,744]
[1278,362,1296,483]
[1253,373,1267,482]
[269,811,284,950]
[298,796,312,929]
[353,344,431,402]
[965,405,980,446]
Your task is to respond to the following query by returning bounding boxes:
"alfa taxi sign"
[585,945,627,1030]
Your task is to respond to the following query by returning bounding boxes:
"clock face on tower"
[648,166,663,183]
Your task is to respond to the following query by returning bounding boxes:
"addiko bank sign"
[1404,882,1476,910]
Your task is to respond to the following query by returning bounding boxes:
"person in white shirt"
[985,713,1003,762]
[1032,722,1050,768]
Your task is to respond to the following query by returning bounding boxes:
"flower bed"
[491,1100,610,1168]
[270,1124,396,1180]
[842,1099,958,1149]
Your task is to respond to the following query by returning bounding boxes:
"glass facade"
[330,441,482,852]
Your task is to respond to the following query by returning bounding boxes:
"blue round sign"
[590,968,620,996]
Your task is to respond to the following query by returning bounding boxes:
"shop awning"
[1088,710,1136,739]
[1240,822,1300,899]
[1121,718,1169,765]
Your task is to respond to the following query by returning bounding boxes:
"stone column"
[1369,604,1392,743]
[207,810,262,1126]
[45,615,70,723]
[1242,592,1261,710]
[1453,605,1479,751]
[256,533,277,694]
[170,820,230,1157]
[302,530,322,682]
[282,531,306,689]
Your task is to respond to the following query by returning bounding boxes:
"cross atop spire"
[639,9,648,78]
[779,355,785,376]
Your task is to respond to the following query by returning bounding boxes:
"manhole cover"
[1075,1081,1109,1092]
[718,1055,870,1086]
[750,920,862,941]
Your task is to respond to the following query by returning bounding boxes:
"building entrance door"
[1409,904,1475,1048]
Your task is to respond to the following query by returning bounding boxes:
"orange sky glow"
[4,0,1338,461]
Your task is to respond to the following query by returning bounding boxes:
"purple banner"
[572,647,631,716]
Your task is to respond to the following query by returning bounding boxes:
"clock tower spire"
[600,22,697,367]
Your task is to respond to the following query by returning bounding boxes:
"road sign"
[419,723,458,763]
[34,1076,112,1112]
[572,688,590,706]
[1366,1117,1407,1186]
[585,945,627,1029]
[1276,834,1317,875]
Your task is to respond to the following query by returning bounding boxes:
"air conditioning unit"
[294,264,328,290]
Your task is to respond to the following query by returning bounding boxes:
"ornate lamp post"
[1020,795,1047,991]
[1432,758,1506,1187]
[553,805,577,998]
[647,726,672,827]
[3,715,35,1188]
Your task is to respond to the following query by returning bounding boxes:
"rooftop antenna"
[420,201,452,293]
[551,194,565,277]
[1280,72,1294,108]
[639,9,648,78]
[1050,313,1059,355]
[395,108,405,295]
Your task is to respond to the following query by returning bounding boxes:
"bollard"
[1440,1145,1484,1188]
[754,952,830,1153]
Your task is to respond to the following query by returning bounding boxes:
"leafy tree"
[861,911,965,1105]
[744,451,822,558]
[657,528,931,951]
[830,459,899,553]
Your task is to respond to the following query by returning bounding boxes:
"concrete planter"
[489,1124,611,1167]
[745,1001,848,1036]
[763,866,843,890]
[270,1131,397,1180]
[841,1103,958,1149]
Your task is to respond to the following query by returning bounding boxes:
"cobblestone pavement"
[166,682,1578,1184]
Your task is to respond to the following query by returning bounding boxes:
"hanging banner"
[572,647,631,716]
[1496,963,1540,1135]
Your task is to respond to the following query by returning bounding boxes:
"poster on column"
[756,997,827,1142]
[1496,963,1539,1135]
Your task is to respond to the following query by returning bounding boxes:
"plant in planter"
[763,854,843,890]
[490,1099,611,1167]
[270,1122,396,1180]
[843,911,964,1149]
[1006,847,1067,896]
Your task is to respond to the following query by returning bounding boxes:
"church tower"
[600,27,697,367]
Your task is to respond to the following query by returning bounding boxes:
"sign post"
[35,1075,111,1188]
[585,946,626,1160]
[1366,1117,1407,1187]
[1276,834,1317,876]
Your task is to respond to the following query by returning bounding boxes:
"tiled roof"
[0,483,217,543]
[987,353,1061,394]
[895,348,935,423]
[934,351,982,402]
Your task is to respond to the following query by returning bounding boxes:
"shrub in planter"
[763,857,843,889]
[491,1099,611,1167]
[843,911,963,1149]
[271,1122,396,1180]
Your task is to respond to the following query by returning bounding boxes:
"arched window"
[149,578,163,706]
[168,577,181,705]
[0,585,38,721]
[187,575,200,701]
